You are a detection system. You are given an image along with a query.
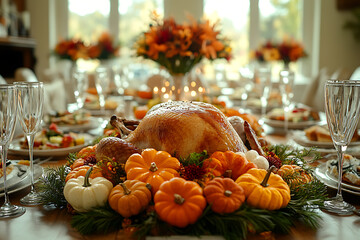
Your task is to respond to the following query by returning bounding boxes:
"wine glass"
[72,68,89,111]
[323,79,360,215]
[0,84,26,218]
[279,69,295,134]
[95,67,110,115]
[15,82,44,205]
[256,66,272,124]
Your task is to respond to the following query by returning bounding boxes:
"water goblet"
[15,82,44,205]
[0,84,26,218]
[95,67,111,115]
[72,68,89,111]
[279,69,295,134]
[323,79,360,215]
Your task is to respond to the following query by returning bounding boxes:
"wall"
[319,0,360,76]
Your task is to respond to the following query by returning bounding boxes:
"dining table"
[1,129,360,240]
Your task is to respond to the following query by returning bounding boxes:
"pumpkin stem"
[260,165,276,187]
[120,183,132,195]
[174,193,185,205]
[224,170,232,178]
[224,190,232,197]
[83,167,93,187]
[149,162,158,172]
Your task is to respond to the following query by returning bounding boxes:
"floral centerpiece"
[250,40,280,63]
[87,32,120,60]
[53,38,89,61]
[277,38,307,67]
[135,15,231,100]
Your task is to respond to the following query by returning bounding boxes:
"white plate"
[8,134,93,157]
[325,168,360,192]
[0,162,43,197]
[55,117,101,132]
[264,118,322,129]
[314,162,360,196]
[292,131,360,149]
[0,164,28,192]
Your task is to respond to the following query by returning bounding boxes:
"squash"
[236,166,290,210]
[108,180,152,218]
[76,145,97,159]
[277,164,313,187]
[125,148,180,195]
[63,167,113,212]
[203,151,256,180]
[65,165,103,182]
[204,177,245,214]
[154,177,206,228]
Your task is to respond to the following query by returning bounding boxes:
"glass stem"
[1,144,11,207]
[335,144,347,201]
[26,134,36,193]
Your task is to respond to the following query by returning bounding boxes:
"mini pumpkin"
[277,164,313,187]
[65,165,103,182]
[203,151,256,180]
[154,177,206,228]
[108,180,152,218]
[64,167,113,212]
[204,177,245,214]
[236,166,290,210]
[125,148,180,195]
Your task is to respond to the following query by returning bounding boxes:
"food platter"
[8,133,93,157]
[0,161,43,197]
[292,130,360,149]
[314,162,360,196]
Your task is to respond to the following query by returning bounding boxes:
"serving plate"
[314,162,360,196]
[0,161,43,197]
[263,118,322,129]
[292,131,360,149]
[54,117,101,132]
[8,134,93,157]
[325,169,360,192]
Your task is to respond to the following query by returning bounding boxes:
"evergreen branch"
[71,205,123,235]
[37,165,70,208]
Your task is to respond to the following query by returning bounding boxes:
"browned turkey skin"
[96,101,263,163]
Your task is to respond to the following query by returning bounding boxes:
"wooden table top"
[1,134,360,240]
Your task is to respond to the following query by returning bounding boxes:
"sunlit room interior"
[1,0,360,239]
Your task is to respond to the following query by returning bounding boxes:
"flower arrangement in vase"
[53,38,89,61]
[135,14,231,100]
[277,38,307,68]
[87,32,120,60]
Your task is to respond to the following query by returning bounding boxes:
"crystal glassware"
[0,84,26,217]
[95,67,110,115]
[15,82,44,205]
[72,68,89,111]
[256,65,272,124]
[323,79,360,215]
[279,69,295,134]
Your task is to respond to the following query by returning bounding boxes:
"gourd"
[63,167,113,212]
[204,177,245,214]
[203,151,256,180]
[125,148,180,195]
[108,180,152,218]
[277,164,313,187]
[154,177,206,228]
[236,166,290,210]
[65,165,103,182]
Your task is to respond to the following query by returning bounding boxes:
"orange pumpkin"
[71,158,85,170]
[236,167,290,210]
[76,145,97,159]
[277,164,313,187]
[154,177,206,228]
[125,148,180,195]
[65,165,103,182]
[204,178,245,214]
[108,180,152,218]
[203,151,256,180]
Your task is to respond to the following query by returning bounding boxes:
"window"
[68,0,110,44]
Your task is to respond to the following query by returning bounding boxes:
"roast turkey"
[102,101,248,161]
